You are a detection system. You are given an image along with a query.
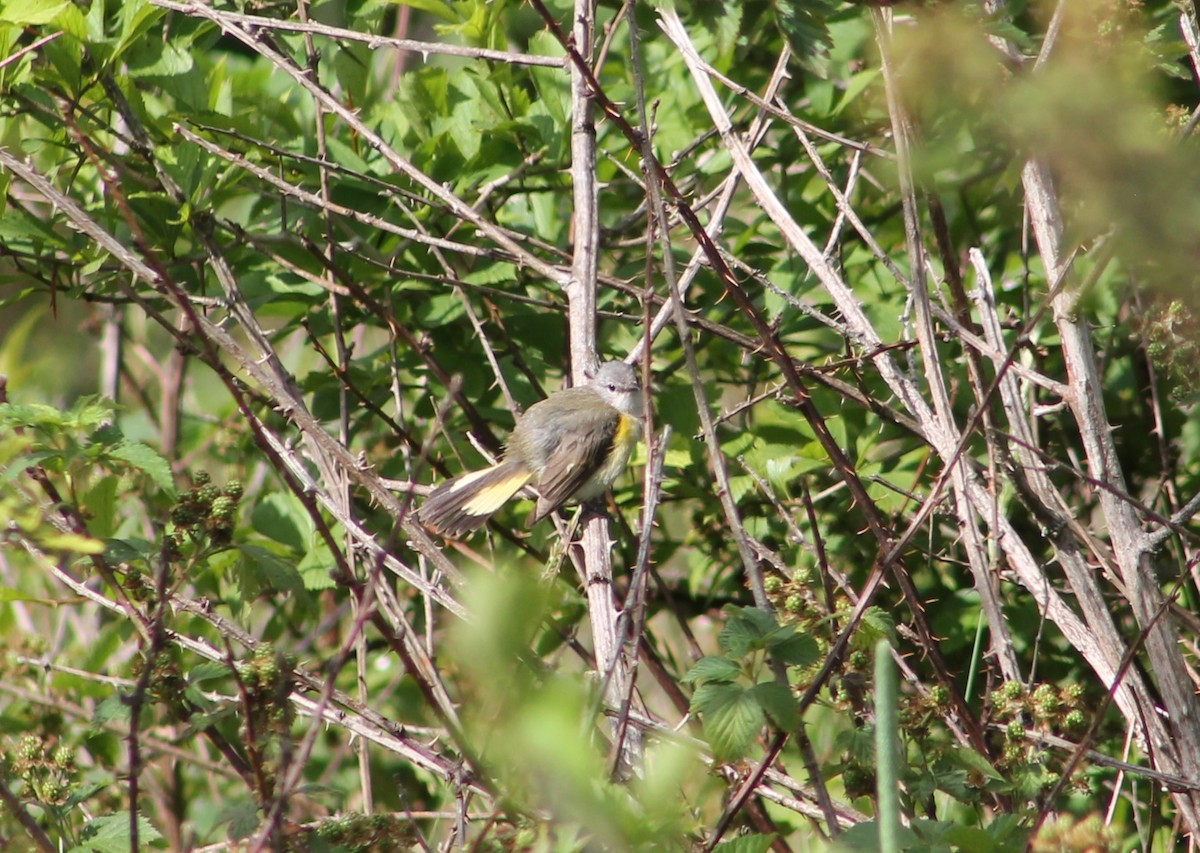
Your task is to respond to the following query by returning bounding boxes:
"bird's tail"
[418,460,533,537]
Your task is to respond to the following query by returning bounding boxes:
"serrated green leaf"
[104,538,158,563]
[90,423,124,447]
[238,545,307,597]
[0,450,57,485]
[715,834,777,853]
[53,2,86,39]
[462,261,518,286]
[852,606,896,650]
[64,782,107,809]
[0,0,69,25]
[127,40,193,78]
[0,402,62,429]
[767,629,818,668]
[943,746,1005,782]
[770,0,836,75]
[718,606,776,656]
[529,31,569,125]
[297,543,336,591]
[747,680,800,731]
[389,0,457,23]
[90,694,130,730]
[218,801,260,841]
[414,292,466,326]
[69,812,161,853]
[188,661,231,684]
[251,493,307,552]
[106,441,175,496]
[692,681,763,761]
[688,0,742,56]
[682,655,742,685]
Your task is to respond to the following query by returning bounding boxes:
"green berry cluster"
[169,471,244,548]
[239,644,297,741]
[762,570,838,636]
[1135,297,1200,402]
[893,682,954,740]
[5,735,76,806]
[128,649,186,709]
[1030,812,1117,853]
[762,571,837,694]
[992,681,1086,730]
[990,680,1089,770]
[301,813,419,853]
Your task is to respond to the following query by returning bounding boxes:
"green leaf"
[41,532,105,554]
[104,538,158,564]
[90,694,130,730]
[297,542,337,591]
[251,493,308,552]
[83,476,118,539]
[766,629,818,668]
[414,292,466,327]
[106,441,176,496]
[127,40,193,78]
[528,31,569,125]
[943,746,1006,783]
[715,834,777,853]
[682,655,742,685]
[692,681,764,761]
[216,801,260,840]
[770,0,837,75]
[462,261,518,286]
[0,586,58,603]
[69,812,161,853]
[718,606,775,656]
[238,545,308,598]
[851,606,896,650]
[832,821,919,851]
[188,661,232,684]
[0,0,69,25]
[389,0,457,23]
[747,680,800,732]
[687,0,743,56]
[0,450,57,485]
[936,823,1001,851]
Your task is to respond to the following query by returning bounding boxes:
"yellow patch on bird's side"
[576,414,642,501]
[605,414,641,476]
[462,472,532,515]
[615,412,642,446]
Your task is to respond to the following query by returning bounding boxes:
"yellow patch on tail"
[462,471,533,515]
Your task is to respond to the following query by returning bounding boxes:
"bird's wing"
[528,410,619,521]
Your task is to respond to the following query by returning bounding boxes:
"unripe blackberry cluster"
[5,734,76,806]
[170,471,244,547]
[990,680,1090,777]
[239,644,297,740]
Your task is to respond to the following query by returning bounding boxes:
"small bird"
[419,361,644,537]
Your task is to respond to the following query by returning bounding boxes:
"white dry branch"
[0,147,466,612]
[660,4,1200,831]
[562,0,644,779]
[987,0,1200,829]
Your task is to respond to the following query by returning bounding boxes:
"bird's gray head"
[589,361,643,416]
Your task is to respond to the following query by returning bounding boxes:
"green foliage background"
[1,0,1200,849]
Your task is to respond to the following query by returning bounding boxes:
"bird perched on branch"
[419,361,644,537]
